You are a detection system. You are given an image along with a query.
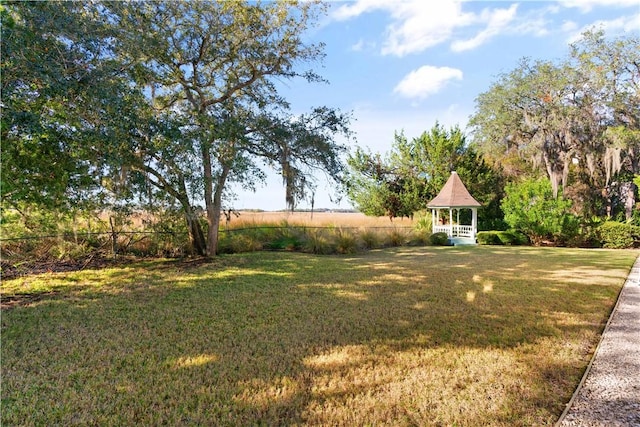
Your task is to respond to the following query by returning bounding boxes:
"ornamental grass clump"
[384,228,407,247]
[302,229,334,254]
[331,228,358,254]
[357,228,380,250]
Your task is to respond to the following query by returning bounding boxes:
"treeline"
[1,0,638,258]
[344,30,639,246]
[1,1,352,257]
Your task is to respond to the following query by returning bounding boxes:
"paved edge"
[554,253,640,426]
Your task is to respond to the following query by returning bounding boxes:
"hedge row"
[478,221,640,248]
[598,221,640,249]
[477,231,528,246]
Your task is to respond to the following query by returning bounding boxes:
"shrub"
[478,218,508,232]
[428,232,449,246]
[477,230,528,246]
[497,230,528,245]
[598,221,636,249]
[49,240,92,260]
[264,225,303,251]
[501,178,577,245]
[217,231,263,254]
[477,231,502,245]
[265,236,301,251]
[565,220,600,248]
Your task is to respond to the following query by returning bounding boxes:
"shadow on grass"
[2,246,638,426]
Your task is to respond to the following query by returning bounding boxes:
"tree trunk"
[184,203,206,256]
[201,143,230,257]
[625,181,636,221]
[207,171,228,256]
[134,161,208,255]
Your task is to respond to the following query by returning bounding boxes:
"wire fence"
[0,229,190,262]
[0,230,184,242]
[0,224,428,277]
[0,225,415,242]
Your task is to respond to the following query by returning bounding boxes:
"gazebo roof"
[427,171,481,208]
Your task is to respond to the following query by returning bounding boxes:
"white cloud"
[331,0,391,21]
[349,104,472,154]
[566,13,640,43]
[561,20,579,32]
[451,4,519,52]
[381,2,476,56]
[351,39,365,52]
[350,38,376,52]
[331,0,520,56]
[394,66,463,100]
[559,0,640,13]
[501,5,558,38]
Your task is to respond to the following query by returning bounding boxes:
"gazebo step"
[449,237,477,246]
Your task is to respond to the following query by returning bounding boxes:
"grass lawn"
[2,246,638,426]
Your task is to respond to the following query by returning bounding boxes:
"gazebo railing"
[433,224,474,238]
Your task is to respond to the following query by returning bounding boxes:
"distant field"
[3,246,638,426]
[227,210,417,228]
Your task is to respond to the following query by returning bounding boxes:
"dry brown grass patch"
[2,247,638,426]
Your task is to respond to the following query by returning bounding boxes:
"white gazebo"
[427,171,481,245]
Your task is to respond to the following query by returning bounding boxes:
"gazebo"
[427,171,481,245]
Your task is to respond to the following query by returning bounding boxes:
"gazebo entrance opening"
[431,207,477,239]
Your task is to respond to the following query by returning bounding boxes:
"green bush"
[566,220,601,248]
[478,218,508,232]
[501,178,576,245]
[598,221,636,249]
[477,231,502,245]
[265,236,301,251]
[428,232,449,246]
[497,230,528,245]
[218,232,264,254]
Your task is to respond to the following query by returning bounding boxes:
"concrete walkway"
[557,254,640,427]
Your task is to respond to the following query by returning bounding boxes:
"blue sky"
[231,0,640,211]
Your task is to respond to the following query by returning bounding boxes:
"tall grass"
[219,214,422,255]
[357,228,380,249]
[226,211,415,229]
[2,212,416,271]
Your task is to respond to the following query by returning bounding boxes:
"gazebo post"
[471,208,477,240]
[431,208,437,231]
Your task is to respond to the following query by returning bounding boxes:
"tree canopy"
[2,1,120,209]
[2,1,352,256]
[469,29,639,219]
[345,123,503,226]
